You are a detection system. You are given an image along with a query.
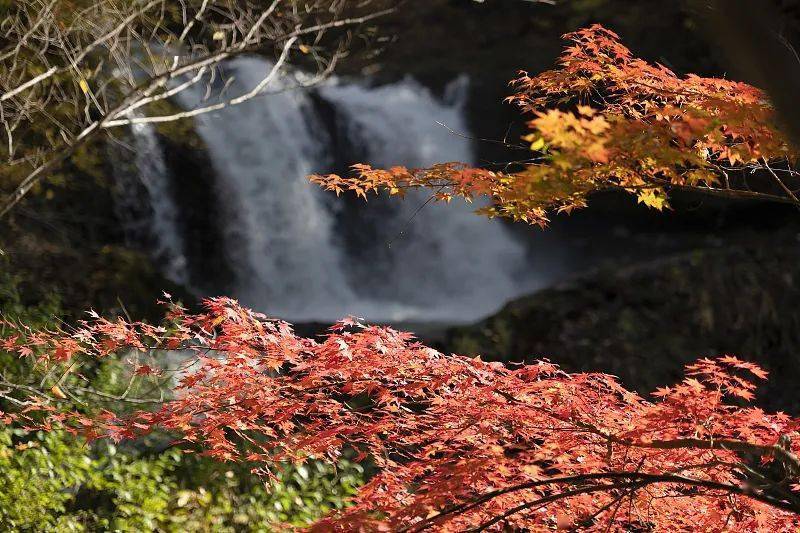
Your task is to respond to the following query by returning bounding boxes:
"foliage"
[3,297,800,530]
[0,428,181,531]
[312,24,798,227]
[0,427,362,532]
[5,16,800,533]
[0,278,363,531]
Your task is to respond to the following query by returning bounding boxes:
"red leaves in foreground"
[4,298,800,530]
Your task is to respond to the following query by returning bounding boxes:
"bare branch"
[103,35,298,127]
[0,0,396,219]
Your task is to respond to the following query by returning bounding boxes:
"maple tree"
[1,297,800,530]
[312,25,799,227]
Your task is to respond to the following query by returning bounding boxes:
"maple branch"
[762,158,800,205]
[409,465,799,532]
[0,377,62,405]
[468,482,639,532]
[658,181,800,207]
[462,473,799,532]
[494,386,800,484]
[69,385,166,405]
[0,375,165,406]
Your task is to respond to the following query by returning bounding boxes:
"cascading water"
[111,115,190,286]
[175,56,356,318]
[316,77,539,321]
[158,56,540,323]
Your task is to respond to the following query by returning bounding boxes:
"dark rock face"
[445,238,800,413]
[0,149,192,322]
[159,130,233,295]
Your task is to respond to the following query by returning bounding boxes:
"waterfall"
[175,56,356,318]
[111,115,189,286]
[316,77,538,321]
[157,56,540,323]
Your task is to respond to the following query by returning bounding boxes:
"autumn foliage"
[1,297,800,530]
[312,25,797,226]
[5,23,800,531]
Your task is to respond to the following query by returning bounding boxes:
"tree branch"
[0,5,394,219]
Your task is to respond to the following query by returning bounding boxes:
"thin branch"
[463,473,798,532]
[103,35,297,127]
[0,6,395,219]
[0,67,58,103]
[1,0,164,102]
[762,157,800,205]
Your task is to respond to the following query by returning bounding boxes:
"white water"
[316,77,538,320]
[113,115,190,285]
[163,56,539,323]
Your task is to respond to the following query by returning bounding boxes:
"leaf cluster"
[0,282,363,531]
[4,297,800,530]
[312,25,799,226]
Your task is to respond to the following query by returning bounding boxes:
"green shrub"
[0,271,363,531]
